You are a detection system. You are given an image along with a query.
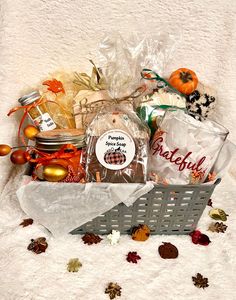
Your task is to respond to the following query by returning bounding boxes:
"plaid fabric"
[104,151,126,165]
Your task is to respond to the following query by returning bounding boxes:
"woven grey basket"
[70,179,220,235]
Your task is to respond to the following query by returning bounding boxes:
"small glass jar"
[18,91,75,131]
[35,128,86,152]
[33,129,86,182]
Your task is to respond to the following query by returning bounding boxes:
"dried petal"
[190,230,211,246]
[82,233,102,245]
[105,282,122,299]
[208,222,227,233]
[27,237,48,254]
[67,258,82,272]
[20,218,33,227]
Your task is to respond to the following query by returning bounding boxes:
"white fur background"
[0,0,236,299]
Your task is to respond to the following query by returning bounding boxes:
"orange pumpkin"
[131,224,150,241]
[169,68,198,95]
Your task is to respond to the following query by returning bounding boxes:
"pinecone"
[208,222,227,233]
[192,273,209,289]
[105,282,122,299]
[82,233,102,245]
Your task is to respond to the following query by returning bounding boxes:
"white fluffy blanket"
[0,170,236,300]
[0,0,236,299]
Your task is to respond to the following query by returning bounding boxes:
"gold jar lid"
[35,129,86,151]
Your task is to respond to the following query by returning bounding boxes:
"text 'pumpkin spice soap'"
[86,106,150,183]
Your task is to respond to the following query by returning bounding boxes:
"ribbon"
[141,69,186,98]
[26,144,85,180]
[74,60,106,91]
[7,97,68,145]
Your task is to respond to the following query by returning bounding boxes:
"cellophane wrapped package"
[86,105,150,183]
[148,109,229,184]
[86,34,169,183]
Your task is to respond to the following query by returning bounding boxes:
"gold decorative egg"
[43,164,68,182]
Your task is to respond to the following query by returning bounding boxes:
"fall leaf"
[192,273,209,289]
[82,233,102,245]
[105,282,122,299]
[208,222,227,233]
[126,251,141,263]
[27,237,48,254]
[43,79,65,94]
[19,218,33,227]
[67,258,82,272]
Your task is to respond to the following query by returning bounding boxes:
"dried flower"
[67,258,82,272]
[19,218,33,227]
[27,237,48,254]
[190,230,211,246]
[208,222,227,233]
[107,230,120,245]
[82,233,102,245]
[105,282,122,299]
[126,251,141,263]
[192,273,209,289]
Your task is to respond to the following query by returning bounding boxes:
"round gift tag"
[95,129,135,170]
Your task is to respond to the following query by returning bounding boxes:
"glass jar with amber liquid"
[18,91,73,131]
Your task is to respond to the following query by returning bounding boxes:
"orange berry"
[24,125,39,140]
[0,144,12,156]
[10,150,28,165]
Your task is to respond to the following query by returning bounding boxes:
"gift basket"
[1,33,235,237]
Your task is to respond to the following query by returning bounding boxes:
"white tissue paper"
[16,176,154,236]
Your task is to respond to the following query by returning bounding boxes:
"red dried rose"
[190,230,211,246]
[126,251,141,263]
